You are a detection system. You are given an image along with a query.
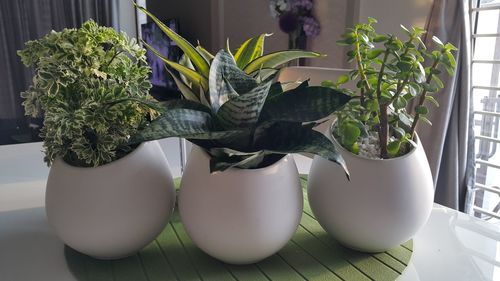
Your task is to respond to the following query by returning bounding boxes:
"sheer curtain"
[0,0,117,144]
[414,0,476,211]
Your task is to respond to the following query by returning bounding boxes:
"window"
[470,0,500,222]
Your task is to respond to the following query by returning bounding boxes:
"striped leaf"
[216,80,272,128]
[143,41,208,91]
[243,50,324,74]
[234,33,271,69]
[254,122,349,177]
[261,83,351,122]
[135,4,210,77]
[209,50,257,112]
[129,108,243,144]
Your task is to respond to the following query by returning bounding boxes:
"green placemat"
[65,176,413,281]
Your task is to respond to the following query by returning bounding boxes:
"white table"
[1,142,499,281]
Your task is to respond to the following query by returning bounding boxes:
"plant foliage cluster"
[331,18,457,158]
[18,20,157,167]
[131,5,352,173]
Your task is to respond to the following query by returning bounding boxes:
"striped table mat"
[65,176,413,281]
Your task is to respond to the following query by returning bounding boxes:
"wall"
[358,0,434,38]
[144,0,434,67]
[146,0,213,50]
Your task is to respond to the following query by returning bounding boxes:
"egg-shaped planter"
[45,141,176,259]
[179,147,303,264]
[308,132,434,252]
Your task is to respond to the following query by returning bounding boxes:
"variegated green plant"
[135,4,324,107]
[131,50,351,174]
[18,20,158,167]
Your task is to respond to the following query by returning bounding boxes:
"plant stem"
[354,31,373,101]
[379,104,389,158]
[409,57,441,138]
[376,50,390,158]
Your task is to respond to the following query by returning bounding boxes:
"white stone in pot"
[308,128,434,252]
[45,140,176,259]
[179,146,303,264]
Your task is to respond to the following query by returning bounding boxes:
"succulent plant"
[331,18,457,158]
[131,49,351,174]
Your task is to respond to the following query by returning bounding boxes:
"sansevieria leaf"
[261,84,351,122]
[209,50,257,112]
[234,33,271,69]
[135,4,210,77]
[253,122,350,178]
[164,67,200,103]
[143,41,208,91]
[130,108,243,144]
[216,80,272,128]
[196,44,214,62]
[243,50,323,74]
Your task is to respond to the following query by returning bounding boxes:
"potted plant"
[131,38,351,263]
[17,20,176,259]
[307,18,457,252]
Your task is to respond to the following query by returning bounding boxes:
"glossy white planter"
[179,147,302,264]
[308,132,434,252]
[45,141,175,259]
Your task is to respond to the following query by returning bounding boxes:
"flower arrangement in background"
[270,0,320,51]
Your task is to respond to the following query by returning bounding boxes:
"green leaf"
[135,4,210,77]
[129,108,243,144]
[432,36,444,47]
[373,35,389,43]
[164,67,200,102]
[425,95,440,107]
[143,41,209,91]
[336,74,350,85]
[387,140,401,157]
[196,44,214,62]
[216,80,272,128]
[321,80,335,88]
[261,85,351,122]
[209,50,257,112]
[234,33,271,69]
[243,50,323,74]
[367,49,384,59]
[415,105,428,115]
[254,122,350,178]
[340,122,361,147]
[419,116,432,126]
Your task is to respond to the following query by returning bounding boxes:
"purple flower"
[292,0,313,11]
[302,16,320,37]
[279,12,300,34]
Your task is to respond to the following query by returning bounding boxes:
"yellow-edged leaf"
[164,67,200,102]
[243,50,324,74]
[135,4,210,77]
[143,41,208,91]
[196,44,214,62]
[234,33,271,69]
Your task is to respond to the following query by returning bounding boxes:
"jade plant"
[330,18,457,159]
[131,49,351,173]
[18,20,158,167]
[136,4,324,107]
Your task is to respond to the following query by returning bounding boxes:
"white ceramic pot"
[179,146,302,264]
[45,141,175,259]
[308,131,434,252]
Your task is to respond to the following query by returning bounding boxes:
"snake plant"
[132,49,351,174]
[135,4,324,107]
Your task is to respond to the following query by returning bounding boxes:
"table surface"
[1,142,500,281]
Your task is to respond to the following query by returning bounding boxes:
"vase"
[307,127,434,252]
[45,140,176,259]
[179,146,302,264]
